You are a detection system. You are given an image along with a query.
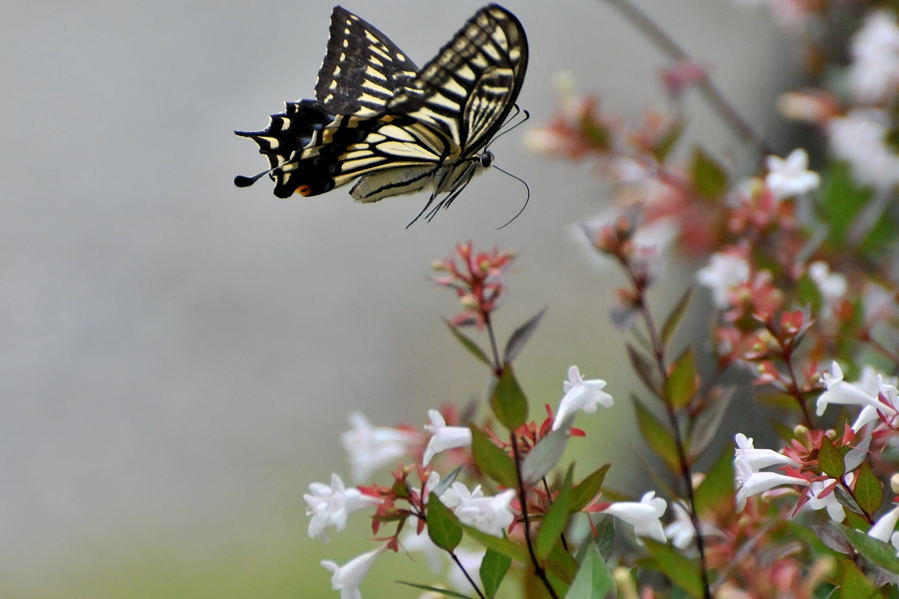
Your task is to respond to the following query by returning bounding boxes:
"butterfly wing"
[385,4,528,155]
[345,4,528,208]
[315,6,419,116]
[235,4,529,214]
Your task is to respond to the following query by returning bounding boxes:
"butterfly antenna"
[487,107,530,148]
[493,163,530,229]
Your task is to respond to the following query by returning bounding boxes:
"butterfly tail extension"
[235,100,374,198]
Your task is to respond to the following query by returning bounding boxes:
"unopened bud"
[891,473,899,494]
[793,424,809,437]
[613,567,639,599]
[825,429,837,440]
[459,293,478,309]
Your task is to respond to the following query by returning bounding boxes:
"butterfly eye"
[480,152,494,168]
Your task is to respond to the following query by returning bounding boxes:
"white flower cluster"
[307,364,618,597]
[848,10,899,104]
[817,362,898,432]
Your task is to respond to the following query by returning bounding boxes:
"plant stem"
[542,477,570,551]
[511,432,559,599]
[450,551,487,599]
[618,257,713,599]
[605,0,770,155]
[485,315,503,374]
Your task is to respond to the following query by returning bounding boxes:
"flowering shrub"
[303,1,898,597]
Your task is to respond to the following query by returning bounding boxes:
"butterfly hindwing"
[315,6,420,116]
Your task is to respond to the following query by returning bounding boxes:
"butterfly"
[234,4,528,224]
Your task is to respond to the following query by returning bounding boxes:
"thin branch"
[605,0,771,155]
[511,432,560,599]
[450,551,487,599]
[485,315,503,375]
[616,254,713,599]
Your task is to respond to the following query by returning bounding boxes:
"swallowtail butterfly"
[234,4,528,224]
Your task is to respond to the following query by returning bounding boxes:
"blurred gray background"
[2,1,791,596]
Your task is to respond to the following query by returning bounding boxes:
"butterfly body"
[235,4,528,221]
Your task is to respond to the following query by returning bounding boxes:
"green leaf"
[627,344,662,398]
[693,448,735,516]
[661,287,692,346]
[490,366,528,430]
[580,113,610,149]
[840,526,899,575]
[396,581,474,598]
[545,541,579,586]
[666,347,698,410]
[796,271,823,315]
[836,559,879,599]
[652,119,684,163]
[819,161,873,248]
[689,386,734,459]
[427,493,462,551]
[859,206,894,255]
[503,307,547,364]
[634,396,680,472]
[470,425,517,489]
[818,435,845,478]
[458,523,529,564]
[566,544,613,599]
[690,146,728,199]
[854,462,884,516]
[480,549,511,598]
[444,318,490,366]
[593,515,616,558]
[571,464,611,512]
[536,466,574,560]
[521,428,570,485]
[644,539,704,598]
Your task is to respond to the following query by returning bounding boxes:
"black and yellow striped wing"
[315,6,419,117]
[234,4,528,221]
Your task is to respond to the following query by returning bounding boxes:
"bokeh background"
[3,1,794,596]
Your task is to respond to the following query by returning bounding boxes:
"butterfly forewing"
[315,6,419,116]
[386,5,528,153]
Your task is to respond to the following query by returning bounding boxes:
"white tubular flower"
[808,261,847,318]
[440,481,482,508]
[806,478,847,523]
[734,433,801,470]
[696,252,750,309]
[399,519,444,574]
[443,482,515,537]
[552,366,614,431]
[422,409,472,466]
[602,491,668,543]
[852,377,899,432]
[828,109,899,192]
[848,10,899,104]
[304,473,382,541]
[765,148,820,200]
[664,502,697,550]
[321,545,386,599]
[735,459,808,510]
[868,503,899,544]
[341,412,418,482]
[816,362,883,417]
